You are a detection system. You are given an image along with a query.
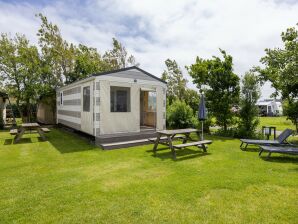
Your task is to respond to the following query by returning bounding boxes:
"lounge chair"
[259,145,298,157]
[240,128,293,150]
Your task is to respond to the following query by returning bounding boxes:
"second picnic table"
[13,123,49,143]
[151,128,212,159]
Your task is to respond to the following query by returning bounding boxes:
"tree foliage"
[0,34,41,119]
[103,38,139,69]
[187,49,240,131]
[161,59,188,104]
[257,23,298,131]
[237,72,260,138]
[167,100,196,129]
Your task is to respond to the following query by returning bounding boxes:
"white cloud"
[0,0,297,99]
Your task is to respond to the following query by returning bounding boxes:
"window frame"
[60,92,63,105]
[110,86,131,113]
[83,86,91,112]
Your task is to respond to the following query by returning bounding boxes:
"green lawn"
[0,128,297,223]
[259,116,296,131]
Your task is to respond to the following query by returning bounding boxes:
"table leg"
[14,128,25,143]
[183,133,191,144]
[201,144,207,152]
[37,128,47,141]
[153,134,161,156]
[167,135,176,159]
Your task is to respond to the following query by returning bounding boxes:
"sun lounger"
[240,128,293,150]
[259,145,298,157]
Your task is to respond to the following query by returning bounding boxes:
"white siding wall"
[57,86,82,130]
[98,76,166,135]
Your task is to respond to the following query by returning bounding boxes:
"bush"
[167,100,197,129]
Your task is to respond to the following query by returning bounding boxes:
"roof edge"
[92,66,167,84]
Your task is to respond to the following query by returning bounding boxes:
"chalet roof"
[91,66,167,84]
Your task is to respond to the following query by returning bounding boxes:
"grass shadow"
[241,147,260,152]
[13,138,33,144]
[260,155,298,164]
[152,147,210,161]
[3,139,13,145]
[47,128,97,154]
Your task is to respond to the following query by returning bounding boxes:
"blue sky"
[1,0,297,98]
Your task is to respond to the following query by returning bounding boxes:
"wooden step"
[96,131,157,144]
[99,138,151,150]
[173,140,212,149]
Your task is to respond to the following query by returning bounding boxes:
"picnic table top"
[157,128,198,135]
[21,123,40,128]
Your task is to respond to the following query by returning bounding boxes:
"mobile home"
[56,66,167,147]
[256,99,283,116]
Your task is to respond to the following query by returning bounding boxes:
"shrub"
[167,100,197,129]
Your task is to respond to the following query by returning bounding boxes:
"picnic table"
[151,128,212,159]
[13,123,49,143]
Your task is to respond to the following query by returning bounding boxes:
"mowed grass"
[0,128,297,224]
[259,116,296,131]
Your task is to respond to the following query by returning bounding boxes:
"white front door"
[81,82,93,134]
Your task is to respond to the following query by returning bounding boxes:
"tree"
[161,59,188,104]
[257,23,298,132]
[184,89,200,115]
[238,72,260,138]
[0,33,41,120]
[37,13,76,87]
[187,49,240,131]
[69,44,108,83]
[103,38,139,69]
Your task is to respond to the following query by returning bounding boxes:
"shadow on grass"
[152,147,210,161]
[47,128,97,154]
[260,155,298,164]
[241,147,260,152]
[3,139,13,145]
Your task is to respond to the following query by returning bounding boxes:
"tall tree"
[69,44,108,83]
[187,49,240,131]
[0,33,41,120]
[257,23,298,131]
[184,89,200,115]
[37,13,76,87]
[238,72,260,138]
[161,59,188,104]
[103,38,139,69]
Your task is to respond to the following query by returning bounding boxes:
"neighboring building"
[56,66,167,147]
[37,96,56,124]
[0,92,8,126]
[256,99,283,116]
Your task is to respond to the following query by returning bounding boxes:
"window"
[147,92,157,112]
[60,92,63,105]
[110,86,130,112]
[83,86,90,112]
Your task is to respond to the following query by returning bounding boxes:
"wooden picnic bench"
[152,129,212,159]
[11,123,50,143]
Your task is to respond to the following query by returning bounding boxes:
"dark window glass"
[83,86,90,112]
[60,92,63,105]
[110,86,130,112]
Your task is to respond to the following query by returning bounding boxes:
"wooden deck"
[95,130,157,149]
